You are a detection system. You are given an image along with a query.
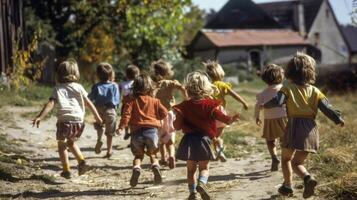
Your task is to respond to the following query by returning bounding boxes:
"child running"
[263,52,344,198]
[88,62,120,158]
[205,61,248,162]
[151,60,187,169]
[118,74,167,187]
[119,65,140,140]
[255,64,287,172]
[32,59,103,179]
[173,71,239,200]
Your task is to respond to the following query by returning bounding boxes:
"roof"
[341,25,357,53]
[198,29,310,48]
[205,0,282,29]
[258,0,323,32]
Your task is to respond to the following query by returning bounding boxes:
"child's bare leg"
[106,135,113,155]
[94,123,104,154]
[166,141,176,169]
[149,153,159,166]
[133,154,144,169]
[291,151,309,178]
[197,160,211,199]
[267,139,280,171]
[215,128,227,162]
[130,154,143,187]
[58,140,70,172]
[281,148,294,187]
[187,160,197,193]
[66,140,85,163]
[159,143,166,163]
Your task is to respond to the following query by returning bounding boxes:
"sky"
[192,0,354,25]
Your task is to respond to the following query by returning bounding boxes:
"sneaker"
[271,159,280,172]
[303,176,317,198]
[152,165,162,184]
[130,168,141,187]
[196,181,211,200]
[94,141,103,154]
[188,192,198,200]
[217,149,227,162]
[103,152,112,159]
[77,160,90,176]
[278,184,293,197]
[60,171,71,179]
[168,156,176,169]
[124,132,130,140]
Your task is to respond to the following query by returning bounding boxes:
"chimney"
[297,1,306,36]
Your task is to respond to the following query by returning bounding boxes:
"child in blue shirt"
[88,62,120,158]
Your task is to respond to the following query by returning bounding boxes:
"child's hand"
[229,114,240,124]
[116,127,123,135]
[95,117,103,126]
[32,117,41,128]
[256,118,262,126]
[243,103,249,110]
[339,120,345,127]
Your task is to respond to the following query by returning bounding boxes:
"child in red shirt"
[118,74,167,187]
[173,71,239,200]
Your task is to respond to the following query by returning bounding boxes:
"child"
[263,52,344,198]
[255,64,287,172]
[205,61,248,162]
[88,62,120,158]
[117,74,167,187]
[151,60,187,169]
[119,65,140,140]
[32,59,103,179]
[173,71,239,200]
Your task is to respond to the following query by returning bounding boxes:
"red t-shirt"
[172,98,232,138]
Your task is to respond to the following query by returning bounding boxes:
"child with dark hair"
[119,65,140,140]
[255,64,287,172]
[88,62,120,158]
[263,52,344,198]
[118,74,167,187]
[33,59,102,179]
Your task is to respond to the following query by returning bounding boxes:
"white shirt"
[255,84,287,119]
[50,82,88,122]
[119,80,134,97]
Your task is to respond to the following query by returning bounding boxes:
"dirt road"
[0,106,318,199]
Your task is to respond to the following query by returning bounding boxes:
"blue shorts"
[130,127,158,156]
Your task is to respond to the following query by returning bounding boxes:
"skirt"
[159,110,176,144]
[176,133,215,161]
[56,122,85,141]
[263,117,288,141]
[283,118,319,153]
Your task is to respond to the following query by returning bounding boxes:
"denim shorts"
[130,127,159,156]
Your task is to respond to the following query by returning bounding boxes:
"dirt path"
[0,106,319,199]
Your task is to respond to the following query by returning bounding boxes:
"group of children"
[32,52,344,200]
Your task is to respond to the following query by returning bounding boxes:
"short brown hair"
[285,52,316,85]
[204,60,225,81]
[126,65,140,80]
[151,60,174,81]
[261,64,284,85]
[56,59,80,83]
[133,74,155,97]
[97,62,113,82]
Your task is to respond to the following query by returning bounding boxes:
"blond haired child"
[88,62,120,158]
[264,52,344,198]
[32,59,103,179]
[118,74,167,187]
[173,71,239,200]
[119,65,140,140]
[151,60,187,169]
[205,60,248,162]
[255,64,287,172]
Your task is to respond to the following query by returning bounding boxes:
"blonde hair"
[204,60,225,81]
[151,59,174,81]
[132,74,155,97]
[285,52,316,85]
[185,71,215,100]
[56,59,80,83]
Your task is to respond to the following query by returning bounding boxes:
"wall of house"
[307,0,349,65]
[217,49,248,64]
[351,54,357,64]
[267,46,306,63]
[193,49,217,60]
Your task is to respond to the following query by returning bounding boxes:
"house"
[0,0,25,76]
[188,0,357,69]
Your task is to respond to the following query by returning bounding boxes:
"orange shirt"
[119,95,168,131]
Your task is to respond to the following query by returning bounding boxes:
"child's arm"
[118,100,133,130]
[83,96,103,125]
[254,95,262,126]
[213,107,239,125]
[263,91,286,108]
[32,100,55,128]
[227,88,249,110]
[318,98,344,126]
[172,110,183,130]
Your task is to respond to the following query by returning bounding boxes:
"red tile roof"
[202,29,310,47]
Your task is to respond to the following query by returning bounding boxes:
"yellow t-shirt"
[280,81,325,118]
[213,80,232,108]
